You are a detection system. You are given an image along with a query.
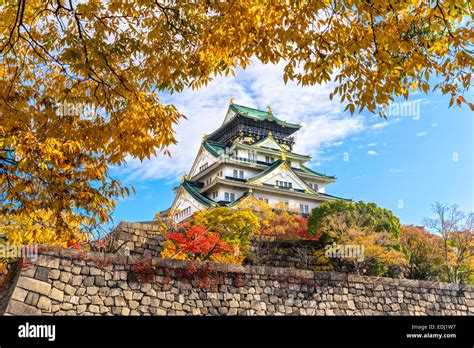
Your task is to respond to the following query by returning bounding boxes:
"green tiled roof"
[230,104,301,129]
[319,192,351,201]
[203,140,226,157]
[299,164,336,180]
[225,191,252,207]
[182,180,217,207]
[247,159,284,182]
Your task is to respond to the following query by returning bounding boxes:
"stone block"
[49,269,61,280]
[49,288,64,302]
[11,287,28,302]
[64,284,76,295]
[37,296,52,311]
[6,299,42,316]
[17,276,51,296]
[25,292,40,306]
[59,272,72,283]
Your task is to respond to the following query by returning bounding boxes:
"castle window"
[299,204,309,214]
[276,180,292,189]
[265,156,275,163]
[224,192,235,202]
[233,169,244,179]
[199,162,208,172]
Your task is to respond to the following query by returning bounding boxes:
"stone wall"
[1,246,472,316]
[109,221,165,257]
[247,238,320,269]
[112,221,319,270]
[0,261,21,315]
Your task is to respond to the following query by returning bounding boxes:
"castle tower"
[167,101,345,222]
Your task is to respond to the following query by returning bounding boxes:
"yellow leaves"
[0,211,83,248]
[1,0,472,239]
[344,103,356,114]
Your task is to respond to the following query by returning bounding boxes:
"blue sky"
[109,61,473,229]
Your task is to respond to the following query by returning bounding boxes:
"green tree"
[308,200,401,243]
[312,213,406,276]
[309,201,404,276]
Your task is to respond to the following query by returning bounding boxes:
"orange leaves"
[161,223,237,263]
[1,0,472,239]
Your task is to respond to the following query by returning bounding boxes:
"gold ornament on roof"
[201,134,207,143]
[181,174,187,183]
[267,105,272,114]
[243,136,254,143]
[280,149,286,161]
[230,97,235,105]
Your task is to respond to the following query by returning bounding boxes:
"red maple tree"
[165,223,234,261]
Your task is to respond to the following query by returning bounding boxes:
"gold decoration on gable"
[243,136,255,144]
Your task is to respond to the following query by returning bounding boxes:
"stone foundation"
[1,246,472,316]
[109,221,165,257]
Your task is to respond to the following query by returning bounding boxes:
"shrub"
[308,200,401,242]
[400,225,445,281]
[191,207,259,248]
[309,201,404,276]
[161,223,243,264]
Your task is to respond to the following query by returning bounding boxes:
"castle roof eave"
[181,180,218,208]
[207,104,301,140]
[232,142,311,161]
[189,156,336,184]
[202,140,226,157]
[298,164,337,181]
[203,177,342,202]
[229,104,301,129]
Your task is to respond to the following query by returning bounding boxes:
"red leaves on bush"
[165,223,233,260]
[261,215,317,240]
[130,260,155,283]
[293,216,318,240]
[67,240,82,250]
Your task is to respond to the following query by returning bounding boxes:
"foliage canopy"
[1,0,472,236]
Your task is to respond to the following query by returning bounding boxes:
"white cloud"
[432,123,438,127]
[367,143,377,147]
[416,131,428,137]
[116,61,391,182]
[367,150,378,156]
[370,122,390,130]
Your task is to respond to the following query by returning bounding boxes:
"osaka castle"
[167,100,345,223]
